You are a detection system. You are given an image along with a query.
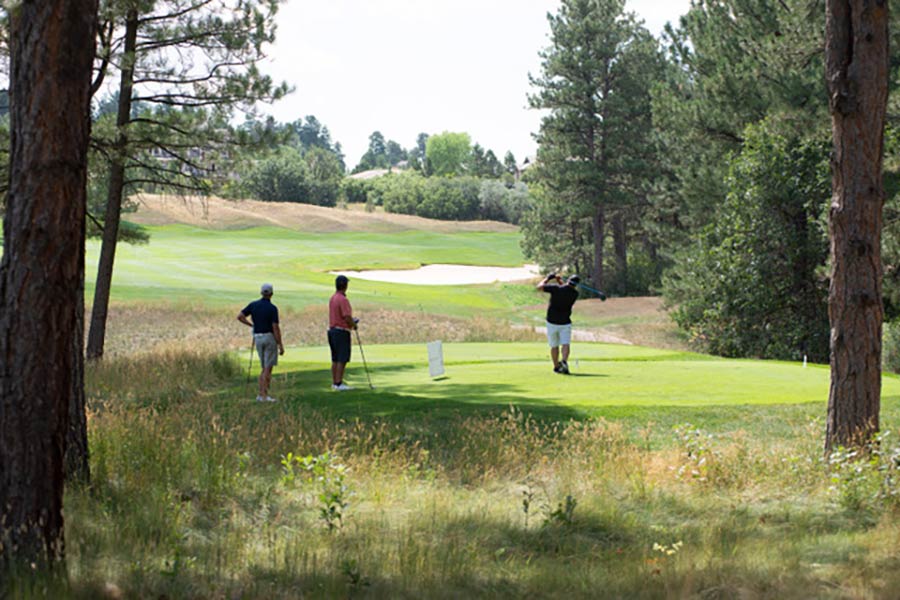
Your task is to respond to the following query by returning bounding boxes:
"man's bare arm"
[537,274,562,290]
[273,323,285,354]
[237,312,252,327]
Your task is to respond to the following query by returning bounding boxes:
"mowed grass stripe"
[93,224,525,271]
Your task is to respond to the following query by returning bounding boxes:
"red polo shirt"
[329,290,352,329]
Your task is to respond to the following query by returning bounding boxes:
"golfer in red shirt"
[328,275,356,390]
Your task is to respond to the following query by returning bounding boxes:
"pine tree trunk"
[644,234,662,283]
[824,0,890,451]
[0,0,97,571]
[66,260,90,483]
[613,213,627,295]
[87,10,138,360]
[592,205,605,289]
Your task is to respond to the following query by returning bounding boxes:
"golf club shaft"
[354,328,374,389]
[577,282,605,296]
[246,339,254,390]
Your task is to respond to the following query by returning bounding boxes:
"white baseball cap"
[260,283,274,295]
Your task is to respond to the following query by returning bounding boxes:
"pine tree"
[86,0,288,360]
[525,0,660,291]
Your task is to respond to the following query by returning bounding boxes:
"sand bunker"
[332,264,540,285]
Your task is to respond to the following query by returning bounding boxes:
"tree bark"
[66,263,90,483]
[86,9,138,360]
[592,205,605,289]
[0,0,97,572]
[644,233,662,283]
[824,0,890,451]
[613,212,627,295]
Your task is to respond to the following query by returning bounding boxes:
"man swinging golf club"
[237,283,284,402]
[328,275,356,391]
[537,273,581,374]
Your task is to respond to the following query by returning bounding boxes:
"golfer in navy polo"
[237,283,285,402]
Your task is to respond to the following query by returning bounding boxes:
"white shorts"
[546,322,572,348]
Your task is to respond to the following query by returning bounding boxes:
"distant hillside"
[128,194,519,234]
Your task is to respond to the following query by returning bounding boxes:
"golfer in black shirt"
[537,274,580,374]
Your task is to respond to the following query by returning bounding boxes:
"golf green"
[271,342,900,415]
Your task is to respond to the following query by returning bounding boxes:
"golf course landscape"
[39,195,900,598]
[6,0,900,595]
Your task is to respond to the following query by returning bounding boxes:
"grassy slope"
[128,193,520,233]
[89,224,526,315]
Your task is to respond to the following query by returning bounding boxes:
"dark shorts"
[328,328,352,364]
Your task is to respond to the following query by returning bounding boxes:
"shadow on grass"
[219,368,878,444]
[260,365,588,423]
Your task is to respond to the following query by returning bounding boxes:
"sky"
[261,0,692,169]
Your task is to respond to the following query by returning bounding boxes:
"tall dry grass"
[99,302,538,358]
[43,349,900,598]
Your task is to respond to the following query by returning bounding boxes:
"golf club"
[353,324,375,390]
[245,339,255,394]
[576,282,607,301]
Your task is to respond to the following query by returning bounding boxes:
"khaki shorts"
[254,333,278,369]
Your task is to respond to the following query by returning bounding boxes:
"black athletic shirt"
[544,285,579,325]
[242,297,279,334]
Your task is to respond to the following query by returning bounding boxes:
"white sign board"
[427,340,445,378]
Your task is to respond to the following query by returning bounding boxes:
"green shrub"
[243,146,308,202]
[662,118,830,361]
[378,171,425,215]
[418,176,480,220]
[342,177,371,204]
[243,146,341,206]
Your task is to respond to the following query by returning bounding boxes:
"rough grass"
[98,294,682,359]
[129,193,519,234]
[99,303,539,358]
[39,348,900,598]
[520,296,690,351]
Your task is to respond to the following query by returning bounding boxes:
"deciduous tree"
[425,131,471,177]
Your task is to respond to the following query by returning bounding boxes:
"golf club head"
[599,293,607,301]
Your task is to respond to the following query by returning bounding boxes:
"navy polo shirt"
[242,297,279,334]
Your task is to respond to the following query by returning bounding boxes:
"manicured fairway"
[264,342,900,418]
[87,224,529,315]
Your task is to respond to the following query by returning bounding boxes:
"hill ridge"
[129,193,519,234]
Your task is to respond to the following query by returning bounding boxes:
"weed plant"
[23,349,900,598]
